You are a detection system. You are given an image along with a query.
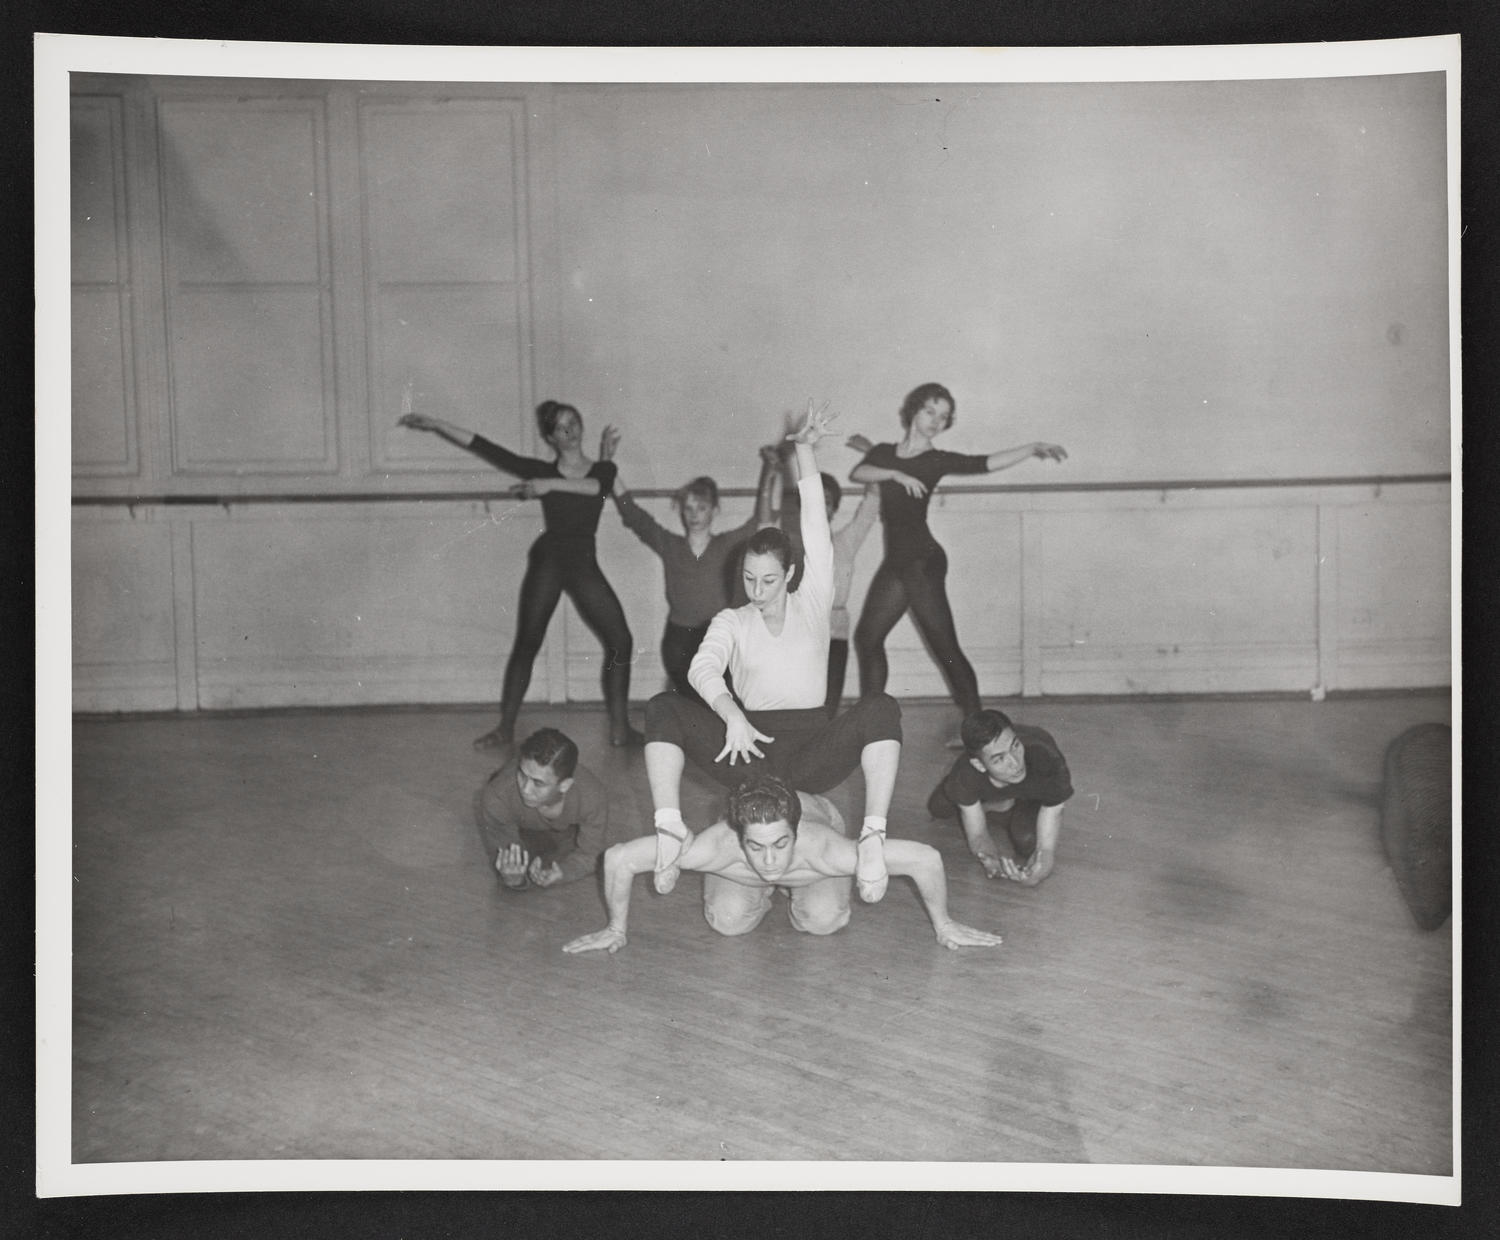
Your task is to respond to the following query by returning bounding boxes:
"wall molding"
[70,482,1450,713]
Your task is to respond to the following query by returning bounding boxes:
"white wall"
[66,73,1453,713]
[553,77,1450,487]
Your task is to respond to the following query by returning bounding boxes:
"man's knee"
[791,905,851,937]
[704,903,766,937]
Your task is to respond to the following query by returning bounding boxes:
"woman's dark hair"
[741,526,797,582]
[898,382,956,430]
[535,400,581,443]
[743,526,793,570]
[676,476,720,510]
[727,772,802,840]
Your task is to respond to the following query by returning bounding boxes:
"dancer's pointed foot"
[611,726,646,748]
[654,818,688,894]
[473,727,513,754]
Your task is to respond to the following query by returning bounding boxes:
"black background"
[6,1,1494,1237]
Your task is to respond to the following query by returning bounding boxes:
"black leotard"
[854,443,989,717]
[467,436,633,739]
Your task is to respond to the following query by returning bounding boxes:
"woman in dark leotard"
[400,402,643,754]
[850,382,1067,719]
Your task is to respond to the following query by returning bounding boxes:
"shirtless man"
[562,772,1003,954]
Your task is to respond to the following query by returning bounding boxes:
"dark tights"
[853,545,981,718]
[825,638,850,718]
[500,536,634,740]
[661,621,710,702]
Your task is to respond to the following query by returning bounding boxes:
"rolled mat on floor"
[1380,722,1453,931]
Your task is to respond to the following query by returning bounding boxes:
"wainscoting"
[70,478,1450,713]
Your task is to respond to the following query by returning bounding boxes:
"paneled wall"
[68,74,1452,714]
[68,78,544,500]
[71,481,1449,713]
[71,94,140,477]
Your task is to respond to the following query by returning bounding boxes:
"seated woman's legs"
[780,693,904,904]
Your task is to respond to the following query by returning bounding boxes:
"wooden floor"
[66,694,1453,1173]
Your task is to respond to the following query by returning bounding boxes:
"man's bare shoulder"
[681,822,747,873]
[791,819,857,875]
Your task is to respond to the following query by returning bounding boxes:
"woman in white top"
[644,402,902,903]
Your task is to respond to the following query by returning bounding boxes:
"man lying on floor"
[475,726,607,890]
[562,772,1003,954]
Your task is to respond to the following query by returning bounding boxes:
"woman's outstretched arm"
[398,412,478,449]
[399,411,545,480]
[983,442,1068,472]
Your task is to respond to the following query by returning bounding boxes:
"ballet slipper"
[611,726,647,748]
[654,819,689,894]
[856,828,888,903]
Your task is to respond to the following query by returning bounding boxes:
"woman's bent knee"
[646,691,685,740]
[851,692,902,745]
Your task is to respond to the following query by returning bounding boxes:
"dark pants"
[661,621,711,702]
[500,536,634,739]
[926,779,1039,863]
[824,638,850,718]
[854,545,982,718]
[646,690,902,793]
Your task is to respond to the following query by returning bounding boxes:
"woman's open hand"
[715,710,774,766]
[890,471,928,498]
[787,399,837,447]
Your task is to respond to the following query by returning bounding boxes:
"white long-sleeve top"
[689,472,833,711]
